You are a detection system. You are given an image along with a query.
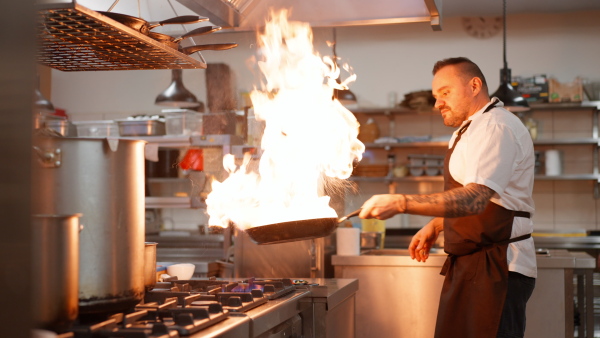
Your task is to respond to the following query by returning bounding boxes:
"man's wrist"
[397,194,407,213]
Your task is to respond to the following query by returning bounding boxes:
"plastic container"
[164,110,203,135]
[45,119,71,136]
[73,120,118,137]
[147,178,191,197]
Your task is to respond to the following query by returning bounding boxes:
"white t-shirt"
[447,98,537,278]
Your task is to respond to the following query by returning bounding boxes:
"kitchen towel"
[545,149,562,176]
[337,227,361,255]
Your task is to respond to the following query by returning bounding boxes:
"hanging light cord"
[332,28,338,70]
[502,0,507,71]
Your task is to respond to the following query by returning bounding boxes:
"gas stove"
[55,278,312,338]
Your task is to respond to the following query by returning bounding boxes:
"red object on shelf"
[179,149,203,171]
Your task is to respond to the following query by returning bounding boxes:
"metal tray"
[117,120,166,136]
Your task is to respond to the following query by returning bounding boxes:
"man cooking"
[358,57,536,338]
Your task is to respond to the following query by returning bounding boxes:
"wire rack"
[37,3,207,71]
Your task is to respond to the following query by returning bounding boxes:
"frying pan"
[97,11,208,35]
[245,209,361,245]
[148,26,222,49]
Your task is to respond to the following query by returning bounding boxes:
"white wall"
[51,11,600,119]
[48,10,600,231]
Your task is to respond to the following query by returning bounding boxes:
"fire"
[206,10,365,230]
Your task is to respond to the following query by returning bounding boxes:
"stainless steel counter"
[332,249,596,338]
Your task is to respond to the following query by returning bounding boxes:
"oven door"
[256,314,302,338]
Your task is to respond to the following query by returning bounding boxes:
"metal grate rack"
[37,3,207,71]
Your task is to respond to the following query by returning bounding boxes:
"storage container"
[164,110,203,135]
[73,120,118,137]
[147,178,191,197]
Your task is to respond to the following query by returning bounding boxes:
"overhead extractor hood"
[36,0,207,71]
[176,0,442,31]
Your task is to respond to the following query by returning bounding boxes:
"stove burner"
[239,278,297,300]
[58,278,302,337]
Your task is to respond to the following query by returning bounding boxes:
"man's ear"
[470,77,483,97]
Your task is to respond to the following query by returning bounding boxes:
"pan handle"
[338,209,362,223]
[174,26,222,43]
[180,43,238,55]
[148,16,209,30]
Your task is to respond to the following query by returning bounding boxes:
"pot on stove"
[32,135,146,315]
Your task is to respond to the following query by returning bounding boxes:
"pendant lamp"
[331,28,357,106]
[155,69,201,108]
[491,0,529,113]
[34,74,55,113]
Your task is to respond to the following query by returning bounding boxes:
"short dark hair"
[432,57,488,92]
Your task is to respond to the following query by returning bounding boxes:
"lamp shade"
[491,68,529,113]
[155,69,200,108]
[34,74,55,113]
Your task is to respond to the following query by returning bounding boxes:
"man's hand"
[358,194,405,220]
[409,217,443,262]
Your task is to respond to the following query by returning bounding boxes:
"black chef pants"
[496,271,536,338]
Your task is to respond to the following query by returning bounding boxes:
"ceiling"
[76,0,600,34]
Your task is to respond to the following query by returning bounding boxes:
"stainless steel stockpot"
[32,214,81,332]
[33,136,146,314]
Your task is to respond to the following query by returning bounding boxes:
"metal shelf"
[145,196,207,209]
[533,138,599,145]
[351,174,600,183]
[145,197,192,208]
[36,2,207,71]
[534,174,600,181]
[351,107,427,115]
[122,135,193,148]
[350,175,443,182]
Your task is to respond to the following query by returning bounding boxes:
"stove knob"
[227,296,243,307]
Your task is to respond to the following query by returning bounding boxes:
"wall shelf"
[351,103,600,197]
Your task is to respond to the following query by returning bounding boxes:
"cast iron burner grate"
[239,278,297,300]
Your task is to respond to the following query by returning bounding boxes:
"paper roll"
[545,150,562,176]
[337,227,361,256]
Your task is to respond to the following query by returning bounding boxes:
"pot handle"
[33,146,62,168]
[106,137,119,152]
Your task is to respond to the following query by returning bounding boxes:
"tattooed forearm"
[403,183,495,218]
[443,184,494,217]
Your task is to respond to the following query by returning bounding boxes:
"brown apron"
[434,102,531,338]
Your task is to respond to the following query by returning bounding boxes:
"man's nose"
[434,99,444,109]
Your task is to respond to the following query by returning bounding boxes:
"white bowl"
[167,263,195,280]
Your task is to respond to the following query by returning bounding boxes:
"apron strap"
[514,211,531,218]
[440,233,532,276]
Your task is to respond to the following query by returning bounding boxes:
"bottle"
[525,118,538,140]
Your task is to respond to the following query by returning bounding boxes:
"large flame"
[206,10,365,230]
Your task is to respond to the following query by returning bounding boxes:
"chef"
[358,57,536,338]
